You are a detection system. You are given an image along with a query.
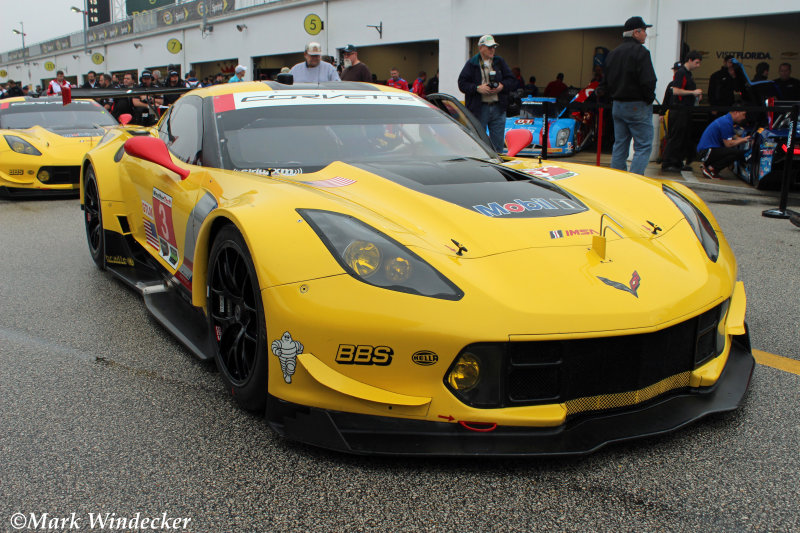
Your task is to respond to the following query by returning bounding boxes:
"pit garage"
[252,40,438,84]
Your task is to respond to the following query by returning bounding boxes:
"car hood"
[4,125,106,148]
[298,158,697,259]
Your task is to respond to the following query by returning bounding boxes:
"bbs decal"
[335,344,393,365]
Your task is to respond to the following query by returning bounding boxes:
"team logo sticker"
[411,350,438,366]
[521,166,578,180]
[549,228,599,239]
[597,270,641,298]
[271,332,304,383]
[335,344,393,365]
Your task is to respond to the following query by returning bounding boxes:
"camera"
[488,71,499,89]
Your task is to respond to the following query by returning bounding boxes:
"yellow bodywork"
[0,97,115,192]
[82,82,747,430]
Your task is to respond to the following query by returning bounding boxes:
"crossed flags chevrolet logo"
[597,270,641,298]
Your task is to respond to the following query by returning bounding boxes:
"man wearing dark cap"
[340,45,372,82]
[132,70,162,126]
[708,55,745,108]
[162,69,186,106]
[599,16,657,175]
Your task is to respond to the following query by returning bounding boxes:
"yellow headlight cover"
[343,240,381,278]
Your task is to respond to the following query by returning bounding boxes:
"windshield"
[216,100,496,173]
[0,100,117,130]
[519,100,565,119]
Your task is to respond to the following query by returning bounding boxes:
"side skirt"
[103,229,215,361]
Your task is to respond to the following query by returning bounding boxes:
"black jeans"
[698,146,745,170]
[661,107,693,168]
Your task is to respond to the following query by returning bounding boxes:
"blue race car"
[501,82,597,157]
[733,109,800,189]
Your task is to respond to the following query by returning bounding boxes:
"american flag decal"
[300,176,356,188]
[144,220,159,250]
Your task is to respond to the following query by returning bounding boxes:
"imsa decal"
[335,344,393,365]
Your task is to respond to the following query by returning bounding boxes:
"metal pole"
[542,101,549,160]
[83,0,88,54]
[762,104,798,219]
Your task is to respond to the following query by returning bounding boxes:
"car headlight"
[663,185,719,262]
[4,135,42,156]
[299,209,463,300]
[445,344,504,407]
[556,128,570,147]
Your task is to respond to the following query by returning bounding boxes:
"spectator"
[697,105,750,179]
[411,71,427,96]
[152,70,162,86]
[229,65,247,83]
[544,73,568,98]
[425,70,439,95]
[753,62,770,82]
[47,71,72,95]
[661,50,703,172]
[111,73,120,86]
[185,70,202,89]
[386,68,409,91]
[340,44,372,82]
[96,73,114,111]
[112,73,135,120]
[523,76,538,97]
[82,70,99,89]
[131,70,161,126]
[774,63,800,100]
[511,67,524,91]
[708,55,745,108]
[5,79,24,98]
[162,69,186,106]
[599,16,657,175]
[290,42,340,83]
[214,73,225,85]
[457,34,515,152]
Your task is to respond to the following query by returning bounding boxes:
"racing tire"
[83,166,105,270]
[207,225,268,412]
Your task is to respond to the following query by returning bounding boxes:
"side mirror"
[276,72,294,85]
[505,129,533,157]
[123,136,190,180]
[118,113,132,125]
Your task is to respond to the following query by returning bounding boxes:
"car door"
[127,96,204,276]
[426,93,496,154]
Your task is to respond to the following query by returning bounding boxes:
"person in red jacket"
[411,71,427,97]
[47,71,71,95]
[386,68,409,91]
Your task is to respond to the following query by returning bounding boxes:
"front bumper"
[266,332,754,456]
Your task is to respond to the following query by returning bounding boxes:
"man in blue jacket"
[458,34,515,152]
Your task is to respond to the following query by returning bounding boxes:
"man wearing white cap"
[290,42,340,83]
[229,65,247,83]
[457,34,515,152]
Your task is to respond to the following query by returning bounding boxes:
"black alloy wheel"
[207,225,268,412]
[83,166,105,270]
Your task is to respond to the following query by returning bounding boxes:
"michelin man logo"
[271,331,303,384]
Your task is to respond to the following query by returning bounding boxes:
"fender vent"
[117,216,130,234]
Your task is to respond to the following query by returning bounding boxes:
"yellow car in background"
[0,96,117,197]
[80,81,754,456]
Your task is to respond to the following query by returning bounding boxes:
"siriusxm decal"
[473,197,582,217]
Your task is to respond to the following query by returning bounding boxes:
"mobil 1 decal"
[152,188,180,268]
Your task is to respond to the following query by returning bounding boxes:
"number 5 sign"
[304,14,322,35]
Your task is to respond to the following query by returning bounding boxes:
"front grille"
[39,166,80,185]
[448,303,724,412]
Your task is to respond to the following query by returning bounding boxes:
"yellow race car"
[80,81,754,456]
[0,96,118,196]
